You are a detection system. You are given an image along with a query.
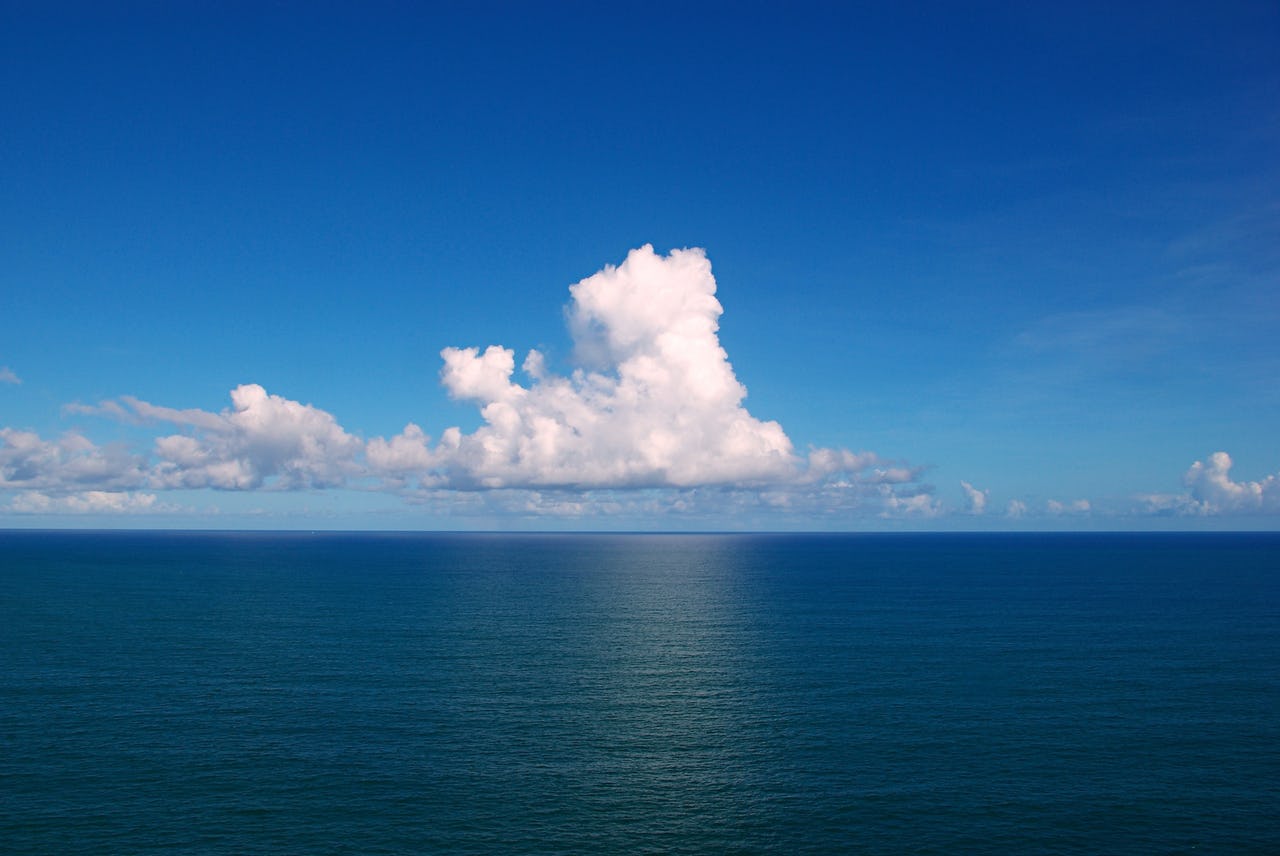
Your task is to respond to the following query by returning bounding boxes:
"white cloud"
[1136,492,1200,516]
[426,246,797,488]
[1046,498,1091,516]
[1005,499,1028,518]
[1185,451,1278,513]
[366,423,441,487]
[3,246,941,521]
[880,490,942,518]
[960,481,988,514]
[1,428,148,490]
[1142,451,1279,516]
[132,384,364,490]
[5,490,161,514]
[0,367,20,385]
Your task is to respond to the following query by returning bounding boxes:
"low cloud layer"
[5,490,161,514]
[2,246,938,518]
[11,246,1271,523]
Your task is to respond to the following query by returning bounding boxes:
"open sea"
[1,531,1277,853]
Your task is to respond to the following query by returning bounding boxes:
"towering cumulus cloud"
[395,245,799,488]
[1182,452,1278,514]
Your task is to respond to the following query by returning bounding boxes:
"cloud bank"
[2,246,938,518]
[12,244,1270,524]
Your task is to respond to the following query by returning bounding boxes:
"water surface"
[2,532,1277,853]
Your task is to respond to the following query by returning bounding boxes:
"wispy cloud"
[1013,306,1186,366]
[0,367,20,385]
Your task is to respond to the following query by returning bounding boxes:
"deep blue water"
[1,531,1278,853]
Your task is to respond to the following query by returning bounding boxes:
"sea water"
[2,532,1277,853]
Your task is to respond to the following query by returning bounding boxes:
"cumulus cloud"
[56,385,365,492]
[1,428,148,490]
[366,423,439,486]
[1141,451,1279,516]
[425,245,796,488]
[129,384,364,490]
[2,246,940,520]
[1005,499,1028,518]
[384,245,937,515]
[0,367,20,385]
[960,481,988,515]
[1184,451,1278,513]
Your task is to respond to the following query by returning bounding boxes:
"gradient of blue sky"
[2,1,1277,528]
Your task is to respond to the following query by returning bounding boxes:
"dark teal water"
[2,532,1278,853]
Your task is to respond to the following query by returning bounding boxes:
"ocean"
[1,531,1277,853]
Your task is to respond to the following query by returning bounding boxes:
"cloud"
[880,490,941,518]
[1142,451,1279,516]
[425,245,797,488]
[1005,499,1028,518]
[1046,498,1091,516]
[5,490,162,514]
[0,367,19,385]
[2,246,940,520]
[59,385,365,491]
[1,428,148,490]
[960,481,988,515]
[1185,451,1278,513]
[130,384,364,490]
[366,423,440,486]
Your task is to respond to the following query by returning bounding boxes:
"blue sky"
[2,1,1277,529]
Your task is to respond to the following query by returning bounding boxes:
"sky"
[2,1,1278,530]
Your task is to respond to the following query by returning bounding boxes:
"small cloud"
[960,481,988,515]
[0,367,20,385]
[1136,492,1202,517]
[1047,498,1091,516]
[879,490,941,518]
[1005,499,1028,518]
